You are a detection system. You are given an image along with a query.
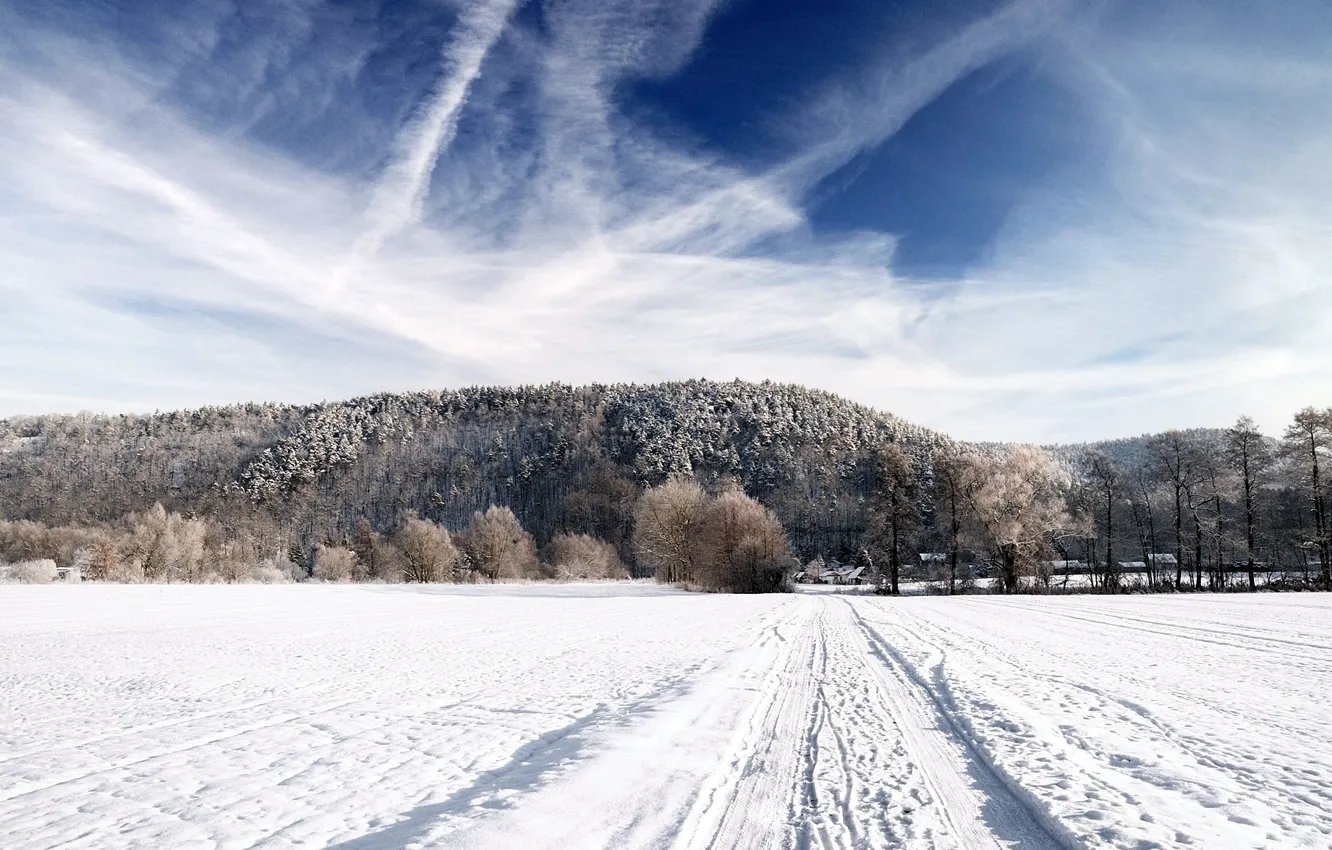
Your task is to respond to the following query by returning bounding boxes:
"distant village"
[791,550,1320,592]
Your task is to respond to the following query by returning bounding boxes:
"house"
[834,565,866,585]
[917,553,945,580]
[805,556,826,583]
[792,558,868,586]
[1046,559,1087,576]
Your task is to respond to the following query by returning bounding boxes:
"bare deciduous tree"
[313,544,358,583]
[80,532,124,582]
[868,443,916,595]
[459,506,544,581]
[548,533,628,580]
[394,518,462,583]
[931,445,976,595]
[351,518,402,582]
[1148,431,1203,589]
[692,487,792,593]
[1081,450,1124,592]
[1284,408,1332,586]
[963,446,1068,594]
[1224,416,1269,590]
[633,478,707,585]
[126,504,207,583]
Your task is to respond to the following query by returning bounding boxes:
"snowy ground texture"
[3,585,1331,850]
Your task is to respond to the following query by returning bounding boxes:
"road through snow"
[2,586,1330,849]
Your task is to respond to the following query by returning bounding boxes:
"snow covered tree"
[691,487,792,593]
[963,447,1068,594]
[548,533,628,580]
[633,478,707,584]
[1225,416,1272,590]
[313,544,358,582]
[394,519,462,583]
[459,506,544,581]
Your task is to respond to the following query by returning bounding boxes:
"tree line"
[0,504,628,585]
[863,409,1332,593]
[1,381,1329,594]
[0,480,791,593]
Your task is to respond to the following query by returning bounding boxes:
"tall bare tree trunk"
[1174,484,1184,589]
[1244,464,1256,591]
[948,485,960,596]
[889,486,901,596]
[1192,504,1204,590]
[1312,435,1331,587]
[1105,486,1116,592]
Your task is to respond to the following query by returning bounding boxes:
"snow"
[2,585,1330,849]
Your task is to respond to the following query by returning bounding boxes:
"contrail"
[334,0,520,294]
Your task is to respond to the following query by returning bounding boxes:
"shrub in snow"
[549,533,628,580]
[125,504,208,582]
[250,563,289,584]
[282,558,308,582]
[107,557,145,584]
[692,489,792,594]
[313,545,357,582]
[12,559,59,584]
[457,506,545,581]
[635,481,793,593]
[393,520,462,582]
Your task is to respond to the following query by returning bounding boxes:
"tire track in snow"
[885,601,1329,846]
[969,598,1332,663]
[842,598,1075,850]
[795,603,849,850]
[670,599,819,850]
[0,696,362,804]
[796,597,956,850]
[347,598,813,850]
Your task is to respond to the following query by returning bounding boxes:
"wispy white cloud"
[779,0,1073,191]
[1,0,1330,443]
[336,0,521,294]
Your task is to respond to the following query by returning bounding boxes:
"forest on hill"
[1,379,1329,592]
[0,381,940,577]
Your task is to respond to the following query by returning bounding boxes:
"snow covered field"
[3,586,1330,849]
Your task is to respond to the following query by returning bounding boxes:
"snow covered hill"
[3,586,1330,849]
[0,380,944,561]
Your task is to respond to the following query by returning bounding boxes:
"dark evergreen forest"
[0,380,943,568]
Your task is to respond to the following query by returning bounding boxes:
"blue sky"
[1,0,1330,442]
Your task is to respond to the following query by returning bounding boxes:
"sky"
[1,0,1330,443]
